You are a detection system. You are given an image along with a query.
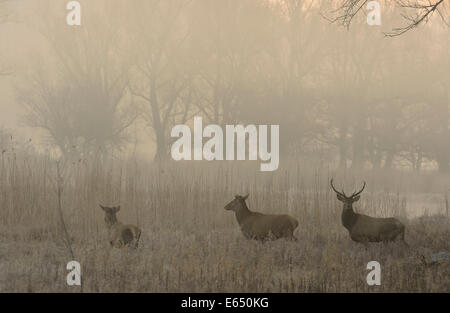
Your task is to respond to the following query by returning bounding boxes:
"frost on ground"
[0,159,449,292]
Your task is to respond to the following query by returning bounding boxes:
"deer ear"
[243,194,249,200]
[352,195,360,202]
[99,204,106,211]
[336,194,346,202]
[114,206,121,212]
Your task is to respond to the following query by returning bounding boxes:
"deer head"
[224,194,249,211]
[99,204,120,228]
[330,179,366,211]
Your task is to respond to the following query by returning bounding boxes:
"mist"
[0,0,449,294]
[0,0,447,172]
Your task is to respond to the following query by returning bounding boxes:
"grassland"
[0,152,449,292]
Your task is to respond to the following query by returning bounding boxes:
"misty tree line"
[2,0,450,172]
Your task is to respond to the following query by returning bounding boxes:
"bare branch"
[327,0,449,36]
[385,0,447,36]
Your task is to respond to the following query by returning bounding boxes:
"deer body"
[100,205,141,248]
[331,180,406,244]
[225,194,298,241]
[341,207,405,243]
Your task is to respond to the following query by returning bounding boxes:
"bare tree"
[249,0,329,154]
[18,1,136,158]
[7,0,449,173]
[389,0,449,36]
[188,0,273,126]
[329,0,449,36]
[316,21,387,170]
[128,0,194,161]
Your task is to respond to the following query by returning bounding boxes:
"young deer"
[100,205,141,249]
[330,179,406,245]
[224,194,299,241]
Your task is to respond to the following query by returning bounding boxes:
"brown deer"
[224,194,299,241]
[330,179,406,245]
[100,205,141,249]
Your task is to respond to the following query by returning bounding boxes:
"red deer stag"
[330,179,407,245]
[224,194,298,241]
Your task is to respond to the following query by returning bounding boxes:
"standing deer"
[100,205,141,249]
[330,179,407,245]
[224,194,299,241]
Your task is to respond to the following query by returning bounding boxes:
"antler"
[330,178,347,197]
[351,181,366,198]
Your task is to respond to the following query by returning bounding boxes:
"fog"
[0,0,449,293]
[0,0,449,171]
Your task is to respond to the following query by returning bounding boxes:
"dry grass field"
[0,152,449,292]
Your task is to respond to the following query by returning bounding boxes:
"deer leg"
[134,230,141,249]
[392,228,409,247]
[120,245,130,264]
[401,229,408,245]
[362,241,369,251]
[287,230,298,241]
[103,241,114,270]
[400,232,409,248]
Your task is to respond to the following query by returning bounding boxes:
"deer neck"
[235,203,252,226]
[105,216,119,229]
[341,205,358,230]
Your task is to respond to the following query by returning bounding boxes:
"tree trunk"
[437,153,450,174]
[154,132,168,162]
[372,151,381,170]
[351,128,364,170]
[149,78,169,162]
[383,150,394,169]
[415,150,422,173]
[338,125,347,170]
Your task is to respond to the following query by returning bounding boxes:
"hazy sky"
[0,0,448,163]
[1,1,43,129]
[0,1,157,155]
